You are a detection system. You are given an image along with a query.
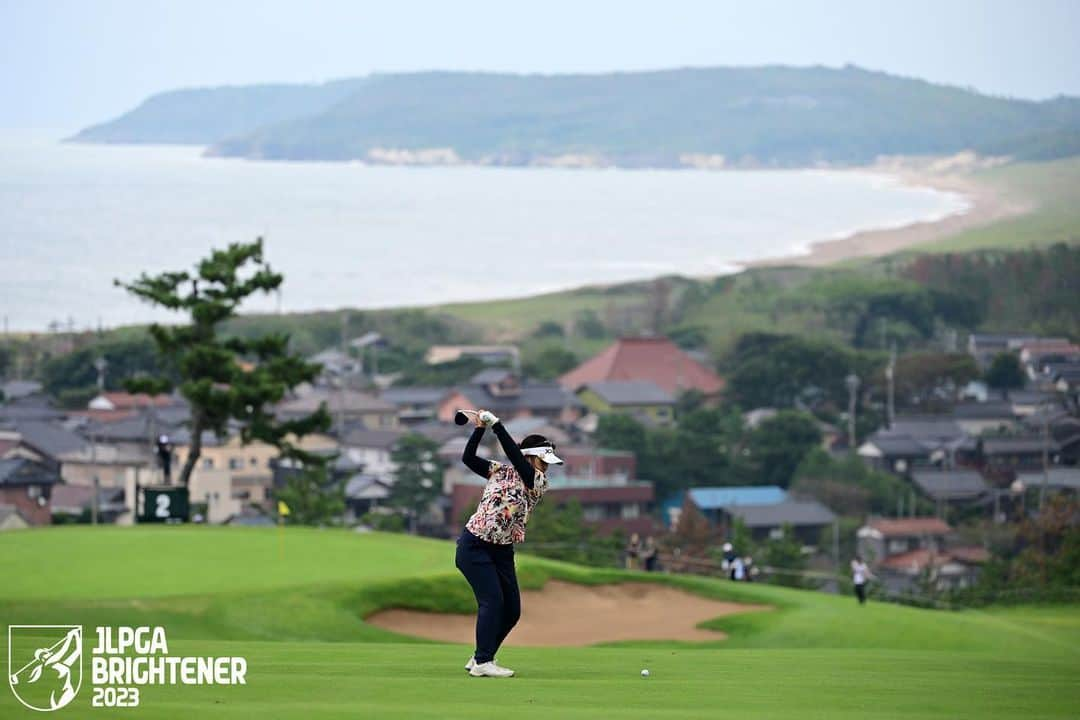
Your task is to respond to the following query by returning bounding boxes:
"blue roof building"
[662,486,787,528]
[688,486,788,509]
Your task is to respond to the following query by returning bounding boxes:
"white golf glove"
[478,410,500,426]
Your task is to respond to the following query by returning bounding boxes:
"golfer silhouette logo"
[8,626,82,712]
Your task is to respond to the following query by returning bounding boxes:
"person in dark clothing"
[456,409,562,678]
[626,533,641,570]
[640,536,658,572]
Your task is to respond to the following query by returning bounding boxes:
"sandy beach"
[746,154,1036,268]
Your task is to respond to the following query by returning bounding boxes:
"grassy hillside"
[72,66,1080,167]
[908,156,1080,254]
[0,527,1077,718]
[69,79,368,145]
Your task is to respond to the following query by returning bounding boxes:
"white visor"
[521,446,564,465]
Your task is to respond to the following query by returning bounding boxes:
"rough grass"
[1,526,1077,719]
[910,157,1080,254]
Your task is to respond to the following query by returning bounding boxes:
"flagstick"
[278,514,284,561]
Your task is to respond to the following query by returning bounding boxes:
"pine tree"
[116,239,331,485]
[388,433,445,533]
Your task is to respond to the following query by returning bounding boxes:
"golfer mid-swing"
[456,409,561,677]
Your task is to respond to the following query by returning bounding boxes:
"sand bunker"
[367,581,771,645]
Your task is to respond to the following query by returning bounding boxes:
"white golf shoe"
[465,657,476,671]
[468,661,514,678]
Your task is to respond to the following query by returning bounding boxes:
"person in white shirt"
[732,555,746,581]
[851,555,874,605]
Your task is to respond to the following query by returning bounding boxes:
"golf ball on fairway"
[641,669,650,677]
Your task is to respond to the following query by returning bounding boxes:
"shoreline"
[743,156,1035,268]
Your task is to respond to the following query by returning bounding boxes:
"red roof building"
[559,337,724,397]
[857,516,989,593]
[72,392,179,422]
[865,517,952,537]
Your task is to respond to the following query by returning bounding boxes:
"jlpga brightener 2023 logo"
[8,624,247,712]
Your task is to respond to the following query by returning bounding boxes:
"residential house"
[76,392,180,423]
[669,486,788,529]
[425,345,520,368]
[1008,390,1065,417]
[951,401,1016,436]
[436,370,583,425]
[1019,340,1080,378]
[50,484,128,524]
[0,457,60,526]
[79,411,177,468]
[966,334,1062,370]
[0,419,143,500]
[0,380,43,401]
[670,485,835,547]
[278,388,398,430]
[725,500,837,546]
[1050,365,1080,396]
[556,446,635,483]
[339,427,405,480]
[309,348,364,385]
[858,416,967,475]
[1014,467,1080,493]
[910,469,989,516]
[410,420,467,448]
[977,436,1060,474]
[1,419,87,465]
[1023,413,1080,465]
[379,387,451,426]
[576,381,675,426]
[344,474,394,521]
[560,336,724,400]
[174,430,338,523]
[501,416,573,448]
[0,504,30,531]
[856,517,988,593]
[0,395,65,423]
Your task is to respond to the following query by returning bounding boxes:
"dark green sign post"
[139,486,190,523]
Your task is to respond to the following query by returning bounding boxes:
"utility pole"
[886,344,896,429]
[337,313,348,431]
[832,520,839,590]
[845,373,860,450]
[94,356,108,393]
[91,357,107,526]
[1040,400,1051,511]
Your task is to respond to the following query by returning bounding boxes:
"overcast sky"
[3,0,1080,131]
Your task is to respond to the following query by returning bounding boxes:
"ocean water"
[0,131,967,332]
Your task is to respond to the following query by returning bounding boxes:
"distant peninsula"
[71,65,1080,168]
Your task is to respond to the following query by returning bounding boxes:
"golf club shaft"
[10,633,70,680]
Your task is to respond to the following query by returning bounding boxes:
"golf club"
[9,633,71,685]
[454,409,480,426]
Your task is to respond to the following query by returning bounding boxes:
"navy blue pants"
[455,529,521,664]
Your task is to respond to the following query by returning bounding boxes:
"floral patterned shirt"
[466,461,547,544]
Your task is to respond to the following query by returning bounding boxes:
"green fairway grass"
[1,526,1077,718]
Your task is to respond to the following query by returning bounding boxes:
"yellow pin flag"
[276,500,289,561]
